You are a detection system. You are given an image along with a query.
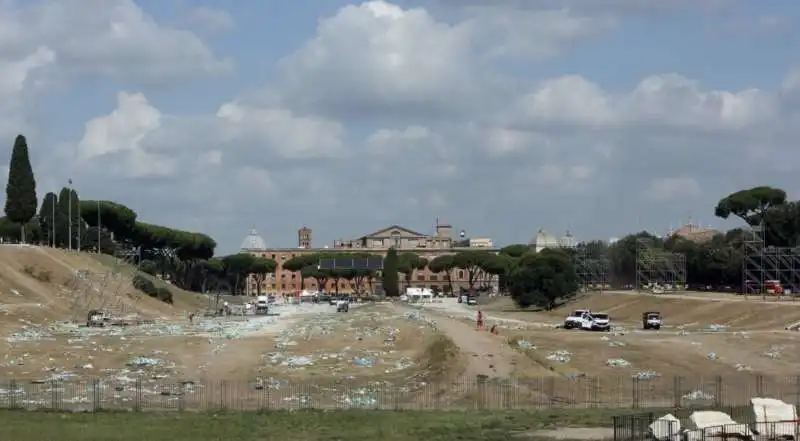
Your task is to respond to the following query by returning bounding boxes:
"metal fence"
[2,375,800,411]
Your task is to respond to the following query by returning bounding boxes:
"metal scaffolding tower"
[742,224,800,299]
[573,247,611,292]
[635,238,687,293]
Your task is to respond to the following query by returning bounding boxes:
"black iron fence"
[1,375,800,411]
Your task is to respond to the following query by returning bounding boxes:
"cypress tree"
[4,135,37,242]
[382,247,400,297]
[38,192,58,246]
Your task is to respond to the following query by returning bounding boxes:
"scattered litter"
[763,345,783,359]
[633,370,660,380]
[735,363,752,372]
[683,390,715,400]
[516,340,535,350]
[546,350,571,363]
[606,358,630,367]
[707,324,727,332]
[706,352,718,360]
[608,341,626,347]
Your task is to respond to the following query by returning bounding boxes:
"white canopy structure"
[406,287,433,303]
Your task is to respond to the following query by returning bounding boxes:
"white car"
[580,312,611,331]
[563,309,591,329]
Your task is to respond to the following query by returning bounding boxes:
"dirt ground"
[412,293,800,407]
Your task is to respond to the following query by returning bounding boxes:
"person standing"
[476,310,484,330]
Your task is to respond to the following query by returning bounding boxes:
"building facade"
[241,223,498,295]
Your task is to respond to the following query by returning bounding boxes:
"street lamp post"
[68,179,73,251]
[77,200,81,251]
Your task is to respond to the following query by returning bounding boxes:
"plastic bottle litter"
[517,340,535,350]
[354,358,375,367]
[546,350,571,363]
[633,370,660,380]
[682,390,714,400]
[606,358,630,367]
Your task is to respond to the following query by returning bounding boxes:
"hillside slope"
[0,245,204,332]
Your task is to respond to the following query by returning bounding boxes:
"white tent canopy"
[405,287,433,303]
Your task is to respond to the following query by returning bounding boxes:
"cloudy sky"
[1,0,799,253]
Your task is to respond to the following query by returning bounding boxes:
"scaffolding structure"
[741,225,800,299]
[573,247,611,292]
[635,238,687,293]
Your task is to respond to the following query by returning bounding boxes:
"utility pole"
[77,199,81,251]
[96,200,101,254]
[68,178,73,251]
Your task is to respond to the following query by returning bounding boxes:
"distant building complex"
[240,221,499,295]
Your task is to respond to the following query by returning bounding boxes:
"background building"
[241,221,498,295]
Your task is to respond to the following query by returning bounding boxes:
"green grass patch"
[0,408,630,441]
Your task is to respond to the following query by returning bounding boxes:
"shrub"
[132,274,156,295]
[155,287,173,304]
[132,273,173,304]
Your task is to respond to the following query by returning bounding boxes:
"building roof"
[359,224,428,239]
[240,228,267,250]
[672,223,721,243]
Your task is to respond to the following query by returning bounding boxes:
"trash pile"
[546,350,571,363]
[259,309,433,380]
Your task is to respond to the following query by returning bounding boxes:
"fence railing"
[1,375,800,411]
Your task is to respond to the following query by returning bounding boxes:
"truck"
[255,295,269,315]
[86,309,110,327]
[642,311,662,330]
[563,309,591,329]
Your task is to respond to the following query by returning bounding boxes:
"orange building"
[240,223,498,295]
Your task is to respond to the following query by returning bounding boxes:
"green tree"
[397,252,428,289]
[38,192,57,246]
[428,254,456,295]
[4,135,38,242]
[507,248,578,310]
[715,186,787,227]
[452,250,493,291]
[382,247,400,297]
[249,257,277,296]
[80,200,138,242]
[283,255,311,290]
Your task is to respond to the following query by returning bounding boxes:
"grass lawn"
[0,408,627,441]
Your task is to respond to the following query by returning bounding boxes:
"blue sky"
[1,0,799,254]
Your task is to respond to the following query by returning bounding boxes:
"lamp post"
[68,179,73,251]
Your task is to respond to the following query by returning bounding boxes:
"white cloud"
[184,6,235,33]
[644,177,702,201]
[9,0,799,252]
[0,0,231,84]
[515,73,776,130]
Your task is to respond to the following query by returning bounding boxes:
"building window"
[291,274,296,279]
[281,283,286,290]
[430,275,438,281]
[458,270,464,279]
[417,274,425,281]
[391,231,401,248]
[271,284,276,289]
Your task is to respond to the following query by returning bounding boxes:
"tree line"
[5,134,798,309]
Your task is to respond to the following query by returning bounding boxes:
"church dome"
[240,228,267,251]
[559,230,577,248]
[530,229,559,250]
